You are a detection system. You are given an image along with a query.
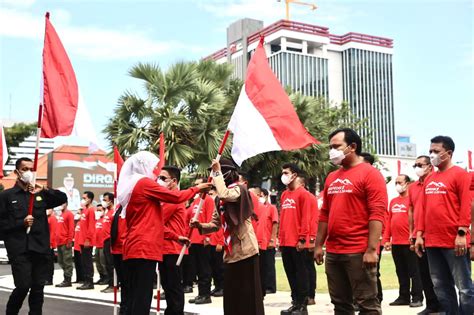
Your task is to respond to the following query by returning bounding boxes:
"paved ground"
[0,262,427,314]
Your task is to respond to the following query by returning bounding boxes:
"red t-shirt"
[306,190,319,248]
[210,227,224,246]
[263,203,278,246]
[73,223,81,251]
[111,213,127,255]
[415,166,471,248]
[123,177,199,261]
[319,162,388,254]
[187,195,214,245]
[102,208,114,241]
[162,200,187,255]
[94,218,105,248]
[78,206,96,245]
[48,215,58,249]
[383,195,410,245]
[408,180,424,238]
[251,193,268,250]
[56,210,75,246]
[279,186,311,247]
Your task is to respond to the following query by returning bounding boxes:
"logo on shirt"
[425,181,447,195]
[391,203,407,213]
[327,178,354,194]
[281,198,296,210]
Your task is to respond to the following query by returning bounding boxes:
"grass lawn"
[276,252,474,292]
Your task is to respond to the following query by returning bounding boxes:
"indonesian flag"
[0,124,7,179]
[228,37,319,165]
[41,12,98,152]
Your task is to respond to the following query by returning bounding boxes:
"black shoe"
[94,278,104,285]
[211,288,224,297]
[44,280,53,286]
[281,304,298,315]
[183,286,193,293]
[74,280,84,284]
[410,300,423,308]
[291,304,308,315]
[55,280,72,287]
[188,296,198,303]
[77,282,94,290]
[160,291,166,300]
[194,295,212,304]
[101,285,115,293]
[417,308,439,315]
[98,279,109,285]
[266,289,276,294]
[389,298,410,306]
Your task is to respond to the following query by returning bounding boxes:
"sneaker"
[410,300,423,308]
[183,286,193,293]
[389,298,410,306]
[101,286,115,293]
[211,288,224,297]
[194,295,212,304]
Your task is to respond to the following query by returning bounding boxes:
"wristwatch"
[457,229,467,237]
[212,171,221,177]
[298,239,306,244]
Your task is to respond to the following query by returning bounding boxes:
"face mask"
[281,174,293,186]
[80,199,87,207]
[101,201,109,208]
[95,211,104,220]
[18,170,34,184]
[259,197,266,204]
[74,214,81,220]
[53,205,64,212]
[329,148,347,165]
[157,179,169,188]
[395,184,407,194]
[430,152,446,167]
[414,167,425,177]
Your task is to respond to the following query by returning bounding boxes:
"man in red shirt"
[55,202,75,287]
[117,151,210,315]
[73,211,84,284]
[158,165,190,314]
[315,128,387,314]
[77,191,96,290]
[110,204,128,314]
[187,177,214,305]
[46,209,58,285]
[279,163,310,315]
[415,136,474,314]
[407,155,441,314]
[94,205,107,285]
[383,174,423,307]
[260,188,278,294]
[100,192,115,293]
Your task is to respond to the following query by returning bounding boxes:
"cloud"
[1,0,36,8]
[0,7,205,60]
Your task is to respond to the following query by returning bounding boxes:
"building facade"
[204,19,395,155]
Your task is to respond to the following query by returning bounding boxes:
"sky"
[0,0,472,166]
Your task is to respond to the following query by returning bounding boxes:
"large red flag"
[228,37,319,165]
[0,124,7,179]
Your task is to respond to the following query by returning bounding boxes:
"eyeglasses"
[158,176,171,181]
[412,163,428,168]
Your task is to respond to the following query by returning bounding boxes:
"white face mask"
[80,199,88,207]
[281,174,293,186]
[258,197,266,204]
[74,213,81,220]
[157,179,169,188]
[395,184,407,194]
[329,148,347,165]
[95,211,104,220]
[19,170,34,184]
[414,167,425,177]
[430,152,446,167]
[54,205,64,212]
[101,201,109,208]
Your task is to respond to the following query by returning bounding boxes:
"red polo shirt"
[306,190,319,248]
[383,195,410,245]
[279,186,311,247]
[78,206,96,245]
[56,210,75,246]
[162,199,187,255]
[102,208,114,241]
[263,203,278,246]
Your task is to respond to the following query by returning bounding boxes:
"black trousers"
[376,246,383,302]
[73,249,84,282]
[417,251,441,311]
[113,254,128,315]
[189,244,212,297]
[259,250,268,297]
[281,246,309,305]
[265,248,277,292]
[159,255,184,315]
[181,254,196,287]
[47,248,55,282]
[392,245,423,301]
[6,252,49,315]
[209,246,224,290]
[80,246,94,283]
[103,239,114,286]
[125,258,156,315]
[304,249,317,299]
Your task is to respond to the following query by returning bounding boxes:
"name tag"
[11,200,17,204]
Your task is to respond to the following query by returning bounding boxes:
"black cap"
[208,158,238,171]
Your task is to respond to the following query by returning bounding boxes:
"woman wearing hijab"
[117,151,210,315]
[191,158,264,315]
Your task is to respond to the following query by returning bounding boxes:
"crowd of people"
[0,128,473,315]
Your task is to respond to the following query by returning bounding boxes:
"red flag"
[468,150,472,170]
[154,133,166,176]
[228,37,319,165]
[0,124,7,179]
[113,146,124,179]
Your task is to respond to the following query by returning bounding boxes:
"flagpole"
[176,130,230,266]
[156,263,161,314]
[112,145,121,315]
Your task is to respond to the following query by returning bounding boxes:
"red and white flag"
[0,124,7,179]
[41,13,98,152]
[228,37,319,165]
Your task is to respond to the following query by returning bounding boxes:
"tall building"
[204,19,395,155]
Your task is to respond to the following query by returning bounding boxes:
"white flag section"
[0,124,8,178]
[72,94,100,153]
